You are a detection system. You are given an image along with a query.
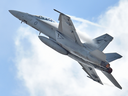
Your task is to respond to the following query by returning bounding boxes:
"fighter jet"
[9,9,122,89]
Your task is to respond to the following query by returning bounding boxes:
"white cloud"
[15,0,128,96]
[15,26,90,96]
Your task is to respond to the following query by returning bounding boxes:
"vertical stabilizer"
[93,34,113,51]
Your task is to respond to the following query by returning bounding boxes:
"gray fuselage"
[10,10,109,72]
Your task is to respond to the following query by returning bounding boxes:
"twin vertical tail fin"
[93,34,113,51]
[93,34,122,62]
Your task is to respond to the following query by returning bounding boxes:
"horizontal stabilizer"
[102,71,122,89]
[90,49,106,61]
[105,53,122,62]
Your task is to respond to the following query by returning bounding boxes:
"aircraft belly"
[68,53,94,68]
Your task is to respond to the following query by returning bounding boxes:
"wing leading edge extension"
[79,62,103,84]
[54,9,82,46]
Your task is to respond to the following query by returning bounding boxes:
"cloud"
[15,0,128,96]
[15,26,90,96]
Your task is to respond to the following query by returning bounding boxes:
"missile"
[38,36,68,55]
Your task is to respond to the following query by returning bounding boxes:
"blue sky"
[2,0,128,96]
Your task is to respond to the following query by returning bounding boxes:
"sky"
[1,0,128,96]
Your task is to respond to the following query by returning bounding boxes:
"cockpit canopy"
[35,15,55,22]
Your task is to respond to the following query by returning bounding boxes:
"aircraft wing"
[79,62,103,84]
[54,9,82,46]
[102,71,122,89]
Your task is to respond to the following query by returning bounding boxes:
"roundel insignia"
[34,21,38,25]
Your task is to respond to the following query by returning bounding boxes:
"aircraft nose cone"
[9,10,19,18]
